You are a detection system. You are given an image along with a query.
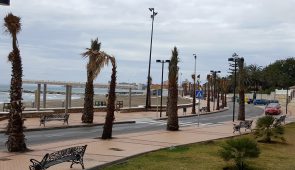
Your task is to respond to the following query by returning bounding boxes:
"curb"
[0,121,136,134]
[155,107,229,120]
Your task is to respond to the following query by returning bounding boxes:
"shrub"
[219,137,260,170]
[254,116,285,143]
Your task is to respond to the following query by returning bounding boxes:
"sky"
[1,0,295,85]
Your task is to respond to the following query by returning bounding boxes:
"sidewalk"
[0,102,293,170]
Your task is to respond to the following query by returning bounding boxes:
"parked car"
[268,100,279,104]
[265,103,282,115]
[253,99,269,105]
[246,98,253,104]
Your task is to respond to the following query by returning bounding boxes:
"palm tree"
[238,58,246,121]
[81,38,109,123]
[247,64,262,100]
[216,78,220,110]
[220,77,229,108]
[206,74,211,112]
[102,56,116,139]
[4,13,27,152]
[167,47,179,131]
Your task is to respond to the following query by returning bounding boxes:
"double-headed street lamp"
[228,52,241,122]
[145,8,158,110]
[192,54,197,114]
[210,70,221,111]
[156,59,170,117]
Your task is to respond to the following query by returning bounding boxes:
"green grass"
[102,123,295,170]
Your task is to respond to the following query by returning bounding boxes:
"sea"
[0,84,144,103]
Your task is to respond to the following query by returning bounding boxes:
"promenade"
[0,102,294,170]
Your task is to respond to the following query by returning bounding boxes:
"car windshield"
[266,103,279,108]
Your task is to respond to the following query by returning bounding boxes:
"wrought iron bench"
[233,120,253,134]
[40,113,69,127]
[274,115,286,125]
[199,106,207,113]
[29,145,87,170]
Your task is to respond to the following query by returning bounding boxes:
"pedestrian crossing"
[135,119,222,127]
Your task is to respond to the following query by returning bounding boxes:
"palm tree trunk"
[238,58,245,121]
[216,90,220,110]
[207,80,211,112]
[102,58,116,139]
[82,70,94,123]
[6,32,27,152]
[167,47,179,131]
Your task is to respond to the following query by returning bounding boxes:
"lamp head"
[228,58,234,62]
[156,60,161,63]
[165,60,170,63]
[0,0,10,5]
[149,8,154,12]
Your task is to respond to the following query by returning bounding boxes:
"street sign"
[196,90,203,99]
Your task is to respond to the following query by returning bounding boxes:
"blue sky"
[1,0,295,85]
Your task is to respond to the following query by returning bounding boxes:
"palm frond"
[4,13,21,36]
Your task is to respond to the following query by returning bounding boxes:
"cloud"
[1,0,295,85]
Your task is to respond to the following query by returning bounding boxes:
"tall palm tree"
[4,13,27,152]
[167,47,179,131]
[206,74,211,112]
[238,58,246,121]
[81,38,109,123]
[102,56,116,139]
[216,78,220,110]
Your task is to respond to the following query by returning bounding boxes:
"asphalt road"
[0,103,263,151]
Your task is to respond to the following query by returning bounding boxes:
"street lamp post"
[156,59,170,117]
[228,53,239,122]
[145,8,158,110]
[192,54,197,114]
[210,70,221,111]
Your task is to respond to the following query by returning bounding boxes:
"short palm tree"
[219,137,260,170]
[81,38,110,123]
[166,47,179,131]
[102,56,116,139]
[4,13,27,152]
[254,116,285,143]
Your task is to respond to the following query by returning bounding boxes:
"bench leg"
[70,159,85,169]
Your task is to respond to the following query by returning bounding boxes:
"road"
[0,103,263,151]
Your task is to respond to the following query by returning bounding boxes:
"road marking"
[136,119,223,127]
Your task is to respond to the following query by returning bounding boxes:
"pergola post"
[43,84,47,108]
[65,85,69,114]
[36,83,41,111]
[129,87,132,108]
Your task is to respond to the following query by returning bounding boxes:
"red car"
[265,103,281,115]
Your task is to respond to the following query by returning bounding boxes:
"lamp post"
[0,0,10,5]
[156,59,170,117]
[228,53,239,122]
[192,54,197,114]
[210,70,221,111]
[145,8,158,110]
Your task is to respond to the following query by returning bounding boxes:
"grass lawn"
[102,123,295,170]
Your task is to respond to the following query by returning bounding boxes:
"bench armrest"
[29,159,42,170]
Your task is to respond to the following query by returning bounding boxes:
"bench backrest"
[43,145,87,168]
[45,113,68,119]
[240,120,253,127]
